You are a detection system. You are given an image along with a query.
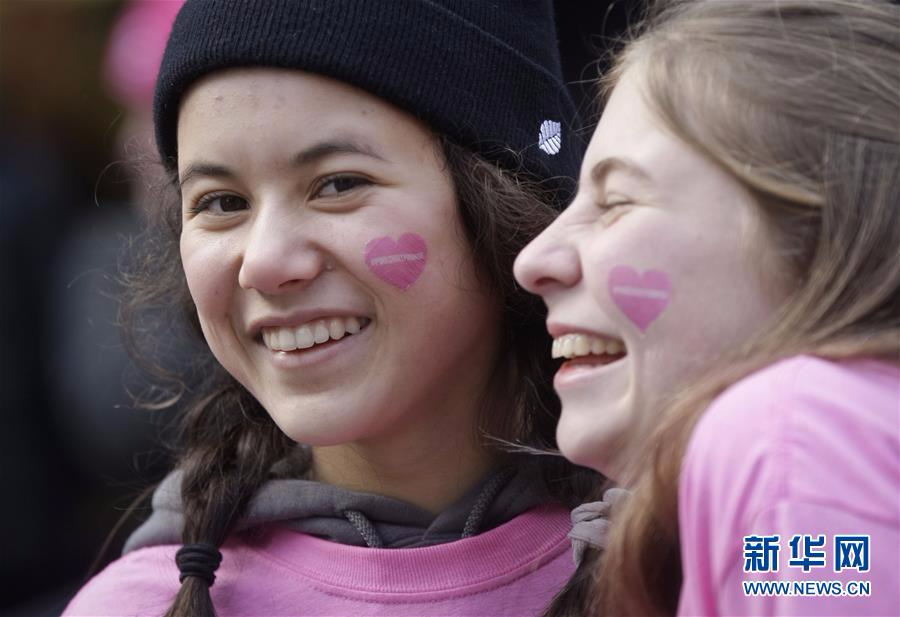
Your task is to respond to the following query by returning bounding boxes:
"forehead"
[584,69,741,197]
[582,70,675,184]
[176,67,434,156]
[583,68,770,247]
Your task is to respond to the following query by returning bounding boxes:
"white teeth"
[573,337,590,356]
[313,321,330,344]
[328,318,345,341]
[551,333,627,360]
[295,325,314,349]
[278,328,297,351]
[262,316,367,352]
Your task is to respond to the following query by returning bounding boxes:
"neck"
[312,313,504,513]
[312,422,495,514]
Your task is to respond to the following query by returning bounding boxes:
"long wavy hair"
[120,132,597,616]
[542,0,900,615]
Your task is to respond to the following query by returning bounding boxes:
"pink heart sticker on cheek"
[608,265,672,332]
[364,233,428,290]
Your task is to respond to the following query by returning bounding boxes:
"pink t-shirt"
[64,504,573,616]
[678,356,900,616]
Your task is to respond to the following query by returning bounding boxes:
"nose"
[238,207,326,294]
[513,217,582,296]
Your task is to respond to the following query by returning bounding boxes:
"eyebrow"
[589,156,652,185]
[178,138,387,190]
[292,139,387,166]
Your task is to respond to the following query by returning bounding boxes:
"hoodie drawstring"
[341,467,517,547]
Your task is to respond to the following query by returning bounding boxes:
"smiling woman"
[177,70,499,478]
[516,1,900,616]
[62,1,595,617]
[516,67,787,480]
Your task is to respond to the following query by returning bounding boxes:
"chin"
[556,416,610,474]
[258,399,345,446]
[284,419,367,448]
[271,421,362,447]
[556,396,634,479]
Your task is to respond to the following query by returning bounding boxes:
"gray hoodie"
[125,460,551,553]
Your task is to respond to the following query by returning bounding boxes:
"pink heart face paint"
[364,233,427,290]
[608,265,671,332]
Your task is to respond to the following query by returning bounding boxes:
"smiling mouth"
[552,333,627,367]
[261,316,372,353]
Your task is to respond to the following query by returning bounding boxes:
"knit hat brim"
[155,0,584,204]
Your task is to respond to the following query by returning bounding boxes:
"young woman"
[515,0,900,615]
[64,1,595,616]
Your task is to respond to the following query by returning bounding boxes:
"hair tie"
[175,543,223,586]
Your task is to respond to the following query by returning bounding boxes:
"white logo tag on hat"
[538,119,562,155]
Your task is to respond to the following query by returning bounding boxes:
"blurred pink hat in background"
[104,0,183,110]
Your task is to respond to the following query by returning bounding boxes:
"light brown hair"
[545,0,900,614]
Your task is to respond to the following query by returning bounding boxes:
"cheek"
[582,231,677,336]
[180,234,247,377]
[180,233,232,319]
[363,231,428,291]
[607,265,673,332]
[585,219,745,340]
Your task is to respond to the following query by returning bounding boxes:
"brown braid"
[162,384,293,617]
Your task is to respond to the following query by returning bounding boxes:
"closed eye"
[598,199,631,211]
[597,198,633,226]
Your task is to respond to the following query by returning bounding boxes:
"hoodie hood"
[124,461,551,553]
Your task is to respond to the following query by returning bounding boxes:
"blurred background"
[0,1,629,615]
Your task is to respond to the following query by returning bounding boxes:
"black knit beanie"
[154,0,583,205]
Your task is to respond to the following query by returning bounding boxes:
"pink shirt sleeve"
[677,356,900,617]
